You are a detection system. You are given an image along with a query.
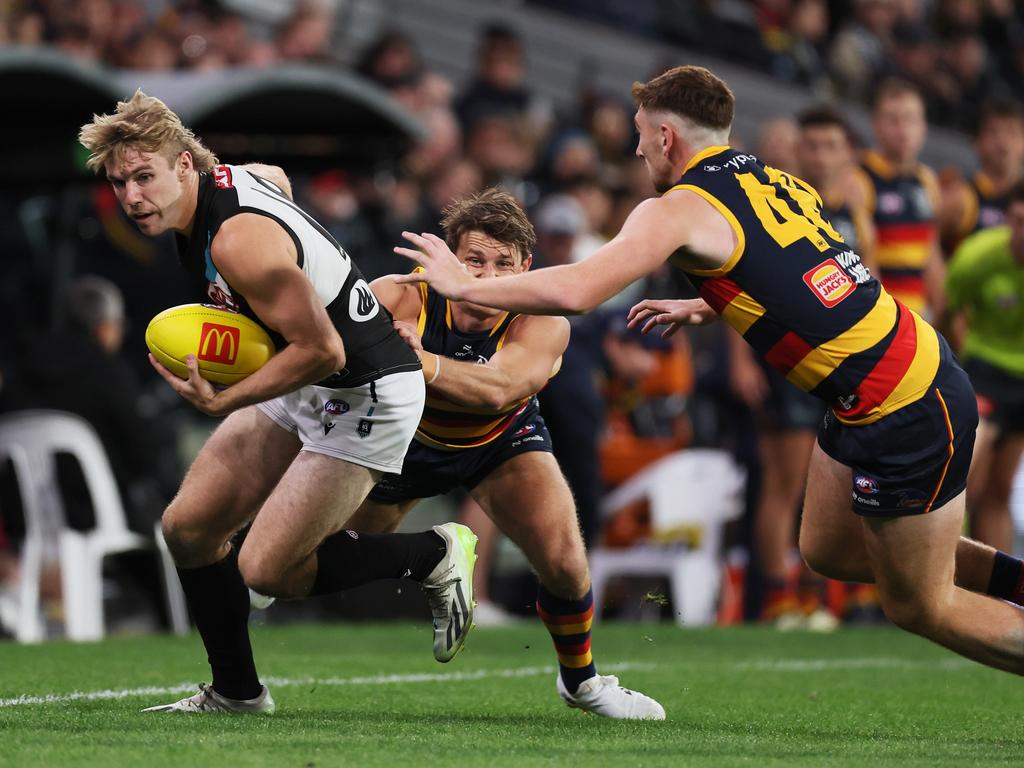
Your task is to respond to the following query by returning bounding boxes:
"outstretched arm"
[394,196,691,315]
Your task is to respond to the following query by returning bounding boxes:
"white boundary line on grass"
[0,656,974,709]
[0,661,652,709]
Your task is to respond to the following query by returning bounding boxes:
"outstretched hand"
[626,297,718,338]
[393,231,473,300]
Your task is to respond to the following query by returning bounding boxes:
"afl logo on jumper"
[349,279,379,322]
[803,259,855,307]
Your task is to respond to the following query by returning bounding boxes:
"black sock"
[175,546,261,701]
[987,551,1024,605]
[310,530,446,596]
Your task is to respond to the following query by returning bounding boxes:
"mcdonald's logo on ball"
[145,304,276,385]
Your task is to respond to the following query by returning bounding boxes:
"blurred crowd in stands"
[1,0,1022,636]
[7,1,1024,131]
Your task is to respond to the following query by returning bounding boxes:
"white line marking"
[0,661,652,709]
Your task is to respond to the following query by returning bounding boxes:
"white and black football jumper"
[175,164,420,389]
[175,164,424,473]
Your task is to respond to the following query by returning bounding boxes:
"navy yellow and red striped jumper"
[413,280,538,450]
[852,150,939,315]
[672,146,940,426]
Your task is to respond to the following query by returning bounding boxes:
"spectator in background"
[300,170,380,277]
[2,276,174,535]
[851,79,944,321]
[886,22,940,112]
[935,25,1006,130]
[464,114,536,190]
[768,0,831,90]
[456,23,533,130]
[829,0,899,101]
[357,30,424,93]
[755,116,800,173]
[941,100,1024,252]
[275,1,335,65]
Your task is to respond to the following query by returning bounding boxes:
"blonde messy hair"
[79,89,217,174]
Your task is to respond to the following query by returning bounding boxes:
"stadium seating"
[0,410,187,642]
[589,449,745,626]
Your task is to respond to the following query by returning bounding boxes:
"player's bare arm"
[240,163,293,200]
[151,213,345,415]
[394,193,706,315]
[425,315,569,412]
[369,275,424,325]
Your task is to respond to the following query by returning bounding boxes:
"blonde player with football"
[79,91,477,715]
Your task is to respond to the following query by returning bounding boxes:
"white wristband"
[427,353,442,385]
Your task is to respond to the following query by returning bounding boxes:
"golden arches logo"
[198,322,240,364]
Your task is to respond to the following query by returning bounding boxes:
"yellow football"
[145,304,276,385]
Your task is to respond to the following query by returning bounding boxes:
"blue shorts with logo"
[817,345,978,517]
[368,408,553,503]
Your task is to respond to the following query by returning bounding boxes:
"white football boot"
[556,674,666,720]
[422,523,478,662]
[142,683,275,714]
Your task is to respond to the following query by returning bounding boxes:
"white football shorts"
[257,369,425,474]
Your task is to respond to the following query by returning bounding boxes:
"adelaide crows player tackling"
[400,66,1024,679]
[349,188,663,719]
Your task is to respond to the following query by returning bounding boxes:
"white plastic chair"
[589,449,745,626]
[0,409,188,641]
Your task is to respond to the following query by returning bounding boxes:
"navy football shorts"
[817,351,978,517]
[368,410,554,504]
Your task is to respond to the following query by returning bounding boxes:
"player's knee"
[798,534,837,579]
[237,549,286,597]
[877,591,941,636]
[161,512,219,565]
[537,543,589,597]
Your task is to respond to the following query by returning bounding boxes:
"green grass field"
[0,621,1020,767]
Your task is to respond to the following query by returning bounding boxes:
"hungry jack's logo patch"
[802,259,855,307]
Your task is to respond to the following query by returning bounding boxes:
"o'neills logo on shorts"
[803,259,855,307]
[198,322,240,364]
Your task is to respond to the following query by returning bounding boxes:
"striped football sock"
[536,584,597,694]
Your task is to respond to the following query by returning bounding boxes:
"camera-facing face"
[105,147,192,236]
